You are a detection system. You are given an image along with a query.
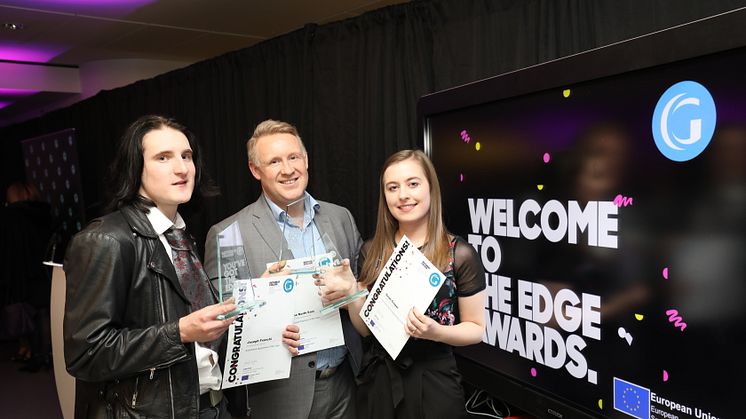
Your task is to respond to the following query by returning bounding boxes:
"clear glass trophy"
[214,221,264,320]
[277,197,368,314]
[317,233,369,315]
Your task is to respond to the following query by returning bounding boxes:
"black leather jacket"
[64,205,207,419]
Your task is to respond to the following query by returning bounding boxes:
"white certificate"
[222,278,293,388]
[358,235,445,359]
[268,253,345,354]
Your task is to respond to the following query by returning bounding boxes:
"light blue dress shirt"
[265,193,347,370]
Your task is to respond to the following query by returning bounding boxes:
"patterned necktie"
[163,227,218,349]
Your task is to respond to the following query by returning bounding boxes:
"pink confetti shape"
[459,130,471,143]
[613,194,634,207]
[666,309,687,331]
[543,152,551,163]
[530,367,537,377]
[662,267,669,280]
[459,173,464,182]
[663,370,669,382]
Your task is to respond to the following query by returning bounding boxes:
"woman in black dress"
[321,149,486,418]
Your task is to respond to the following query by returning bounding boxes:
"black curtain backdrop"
[1,0,744,256]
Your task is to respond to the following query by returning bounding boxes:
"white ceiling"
[0,0,407,127]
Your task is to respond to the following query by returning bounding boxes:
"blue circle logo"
[283,278,294,293]
[428,273,441,287]
[652,80,716,162]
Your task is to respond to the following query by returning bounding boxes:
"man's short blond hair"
[247,119,307,166]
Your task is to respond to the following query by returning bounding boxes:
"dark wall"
[1,0,744,253]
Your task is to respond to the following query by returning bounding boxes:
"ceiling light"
[2,23,25,31]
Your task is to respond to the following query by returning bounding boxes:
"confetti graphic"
[475,142,481,151]
[613,194,634,207]
[530,367,537,377]
[537,184,544,190]
[666,309,687,332]
[663,370,669,382]
[662,267,669,280]
[459,130,471,143]
[598,399,603,409]
[543,152,551,163]
[563,89,571,98]
[618,327,633,345]
[635,314,644,321]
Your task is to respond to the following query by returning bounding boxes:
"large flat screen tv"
[419,8,745,419]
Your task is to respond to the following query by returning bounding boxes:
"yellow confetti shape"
[563,89,571,98]
[537,185,544,190]
[598,399,603,409]
[635,314,644,321]
[475,142,481,151]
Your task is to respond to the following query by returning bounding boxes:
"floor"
[0,340,63,419]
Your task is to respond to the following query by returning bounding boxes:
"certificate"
[358,235,445,359]
[222,278,293,388]
[268,253,345,354]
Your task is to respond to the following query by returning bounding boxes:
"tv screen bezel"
[417,7,746,419]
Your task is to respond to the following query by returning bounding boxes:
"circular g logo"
[429,273,442,287]
[283,278,294,293]
[652,80,716,162]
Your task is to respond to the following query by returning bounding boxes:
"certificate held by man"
[267,253,345,354]
[359,235,445,359]
[222,277,293,388]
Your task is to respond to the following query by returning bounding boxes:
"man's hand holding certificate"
[359,235,445,359]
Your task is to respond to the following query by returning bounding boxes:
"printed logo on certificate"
[359,235,445,359]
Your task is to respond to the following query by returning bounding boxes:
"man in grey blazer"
[204,119,362,419]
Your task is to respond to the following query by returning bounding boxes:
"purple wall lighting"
[0,89,40,110]
[0,0,155,14]
[0,42,65,63]
[0,88,40,97]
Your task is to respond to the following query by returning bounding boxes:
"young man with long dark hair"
[64,115,239,418]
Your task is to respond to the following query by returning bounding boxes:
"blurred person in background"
[0,181,53,372]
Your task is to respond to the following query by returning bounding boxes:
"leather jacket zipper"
[131,368,156,408]
[131,376,139,408]
[155,273,180,419]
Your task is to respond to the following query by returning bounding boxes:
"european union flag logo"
[613,377,650,419]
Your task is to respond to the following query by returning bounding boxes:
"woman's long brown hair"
[360,150,450,286]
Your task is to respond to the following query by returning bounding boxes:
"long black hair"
[105,115,217,213]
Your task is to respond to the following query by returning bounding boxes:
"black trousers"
[200,396,232,419]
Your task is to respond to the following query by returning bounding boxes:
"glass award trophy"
[317,233,369,315]
[276,197,367,314]
[214,221,264,320]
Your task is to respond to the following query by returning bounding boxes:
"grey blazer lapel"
[249,198,289,261]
